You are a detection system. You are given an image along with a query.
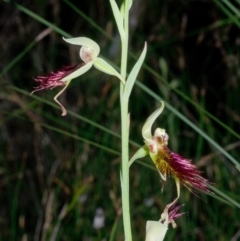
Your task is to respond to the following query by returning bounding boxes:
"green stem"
[120,1,132,240]
[120,97,131,240]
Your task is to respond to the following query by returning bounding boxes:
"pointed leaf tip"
[109,0,124,37]
[123,42,147,99]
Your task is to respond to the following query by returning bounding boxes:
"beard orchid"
[32,37,124,116]
[141,102,212,208]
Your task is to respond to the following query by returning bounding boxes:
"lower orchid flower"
[130,101,212,209]
[32,37,124,116]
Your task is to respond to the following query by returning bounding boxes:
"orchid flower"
[145,204,185,241]
[134,102,211,209]
[32,37,124,116]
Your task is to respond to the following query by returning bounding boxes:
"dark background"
[1,0,240,240]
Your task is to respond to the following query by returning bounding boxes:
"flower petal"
[32,64,83,94]
[168,204,185,224]
[142,102,164,142]
[129,145,149,167]
[145,221,168,241]
[53,80,71,116]
[80,46,97,63]
[61,62,93,82]
[155,145,211,193]
[63,37,100,56]
[93,57,125,84]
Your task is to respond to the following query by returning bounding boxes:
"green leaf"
[127,0,133,10]
[120,2,125,16]
[129,145,149,167]
[121,0,132,13]
[109,0,125,37]
[94,57,125,84]
[123,42,147,99]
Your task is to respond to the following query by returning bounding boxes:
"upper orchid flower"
[141,102,212,208]
[32,37,124,116]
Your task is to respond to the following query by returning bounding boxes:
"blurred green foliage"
[0,0,240,240]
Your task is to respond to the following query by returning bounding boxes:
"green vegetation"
[0,0,240,240]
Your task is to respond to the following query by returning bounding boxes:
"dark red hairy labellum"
[32,63,85,93]
[157,146,211,193]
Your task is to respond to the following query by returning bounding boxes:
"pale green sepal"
[129,145,149,167]
[142,102,164,142]
[109,0,125,37]
[94,57,125,84]
[63,37,100,55]
[123,42,147,99]
[145,221,168,241]
[61,62,93,82]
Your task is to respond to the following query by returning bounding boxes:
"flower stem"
[120,97,131,240]
[120,1,132,240]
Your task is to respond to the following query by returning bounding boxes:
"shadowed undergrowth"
[0,0,240,240]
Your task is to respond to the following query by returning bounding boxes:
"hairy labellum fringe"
[168,204,185,223]
[157,146,211,193]
[32,63,85,93]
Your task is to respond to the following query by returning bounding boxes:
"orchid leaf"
[121,0,132,16]
[120,2,125,16]
[127,0,133,10]
[109,0,125,37]
[123,42,147,99]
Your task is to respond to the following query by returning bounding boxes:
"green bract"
[123,42,147,99]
